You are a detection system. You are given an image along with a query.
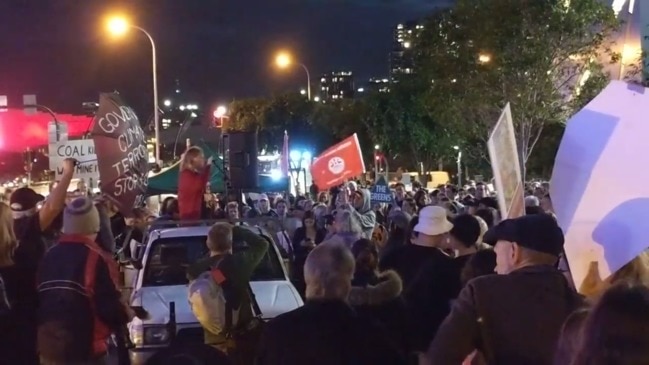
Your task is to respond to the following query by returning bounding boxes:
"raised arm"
[39,158,75,231]
[232,225,269,279]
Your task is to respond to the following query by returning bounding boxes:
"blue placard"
[371,176,393,203]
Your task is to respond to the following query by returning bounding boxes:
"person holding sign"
[178,147,213,221]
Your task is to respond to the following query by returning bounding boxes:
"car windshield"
[142,233,285,287]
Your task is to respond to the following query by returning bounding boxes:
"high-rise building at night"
[160,79,201,130]
[319,72,355,100]
[366,78,391,93]
[389,21,425,79]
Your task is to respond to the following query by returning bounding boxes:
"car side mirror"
[130,259,143,270]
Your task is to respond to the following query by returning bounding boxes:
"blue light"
[289,150,301,163]
[302,151,312,161]
[270,169,283,181]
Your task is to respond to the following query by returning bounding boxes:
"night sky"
[0,0,449,117]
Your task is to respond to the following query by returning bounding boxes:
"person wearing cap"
[37,197,131,365]
[426,214,584,365]
[3,158,76,364]
[246,193,279,218]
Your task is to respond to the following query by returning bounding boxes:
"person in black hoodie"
[348,239,408,354]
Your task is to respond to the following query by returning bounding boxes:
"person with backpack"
[36,197,132,365]
[1,158,77,365]
[187,222,269,364]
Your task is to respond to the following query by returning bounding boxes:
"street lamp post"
[275,52,312,100]
[453,146,462,187]
[107,17,161,164]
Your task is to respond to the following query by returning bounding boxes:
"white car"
[123,224,303,365]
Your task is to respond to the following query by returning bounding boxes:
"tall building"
[390,21,425,79]
[365,78,391,93]
[319,72,355,101]
[160,79,201,130]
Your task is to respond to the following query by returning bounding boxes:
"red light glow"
[0,109,94,152]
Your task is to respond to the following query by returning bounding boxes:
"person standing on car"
[178,146,213,221]
[187,222,269,363]
[37,196,132,365]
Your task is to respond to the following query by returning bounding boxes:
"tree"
[227,93,350,154]
[360,80,466,171]
[415,0,619,178]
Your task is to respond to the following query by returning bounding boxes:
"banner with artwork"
[310,133,365,190]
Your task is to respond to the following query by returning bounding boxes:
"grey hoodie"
[352,189,377,239]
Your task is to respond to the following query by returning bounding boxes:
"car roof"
[148,224,268,240]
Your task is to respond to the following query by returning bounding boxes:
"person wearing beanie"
[36,197,132,365]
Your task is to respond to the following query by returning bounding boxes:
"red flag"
[310,133,365,190]
[280,130,289,176]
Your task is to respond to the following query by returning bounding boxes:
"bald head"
[304,243,355,301]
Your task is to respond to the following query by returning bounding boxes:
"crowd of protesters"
[2,155,649,365]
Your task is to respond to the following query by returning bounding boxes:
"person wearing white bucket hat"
[377,205,454,358]
[414,206,454,237]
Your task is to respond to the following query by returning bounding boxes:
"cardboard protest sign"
[48,139,98,180]
[487,103,525,219]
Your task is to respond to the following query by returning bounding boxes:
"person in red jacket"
[178,146,213,220]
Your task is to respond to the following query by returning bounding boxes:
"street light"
[214,105,227,119]
[478,54,491,64]
[213,105,228,129]
[453,145,463,187]
[106,15,161,164]
[275,51,312,100]
[163,99,171,107]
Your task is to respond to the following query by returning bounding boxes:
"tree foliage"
[227,0,619,177]
[414,0,618,177]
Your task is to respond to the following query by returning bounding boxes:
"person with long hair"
[553,308,589,365]
[348,238,408,353]
[291,211,327,297]
[0,202,24,360]
[572,284,649,365]
[178,146,213,221]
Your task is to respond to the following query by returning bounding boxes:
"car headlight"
[130,323,171,346]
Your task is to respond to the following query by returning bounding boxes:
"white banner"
[48,139,99,180]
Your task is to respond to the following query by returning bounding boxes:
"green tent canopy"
[146,146,289,196]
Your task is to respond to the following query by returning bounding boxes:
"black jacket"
[348,270,408,353]
[257,300,405,365]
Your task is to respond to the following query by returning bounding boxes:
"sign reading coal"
[48,139,99,180]
[91,93,149,217]
[370,176,393,204]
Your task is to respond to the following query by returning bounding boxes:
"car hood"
[134,281,303,325]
